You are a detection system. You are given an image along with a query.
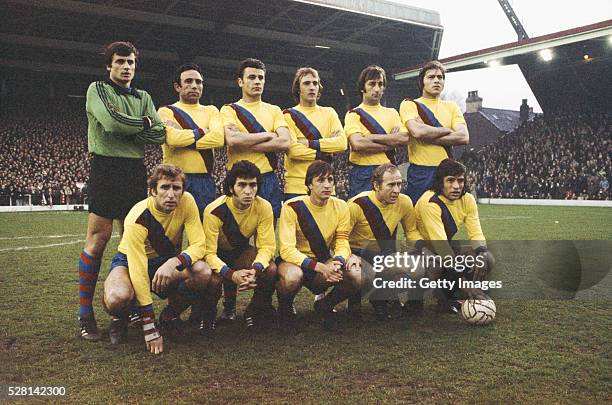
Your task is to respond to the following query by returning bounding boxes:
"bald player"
[346,163,424,320]
[158,62,224,218]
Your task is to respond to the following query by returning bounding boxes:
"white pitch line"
[0,235,119,252]
[0,233,120,241]
[0,234,82,240]
[480,216,532,220]
[0,239,85,252]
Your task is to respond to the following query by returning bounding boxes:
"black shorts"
[88,154,147,220]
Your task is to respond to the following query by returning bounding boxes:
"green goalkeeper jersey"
[85,80,165,158]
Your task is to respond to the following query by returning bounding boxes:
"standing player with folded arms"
[77,41,165,341]
[283,67,347,200]
[219,58,290,321]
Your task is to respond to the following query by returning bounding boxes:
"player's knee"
[342,267,361,290]
[189,261,212,290]
[278,263,303,290]
[103,287,133,316]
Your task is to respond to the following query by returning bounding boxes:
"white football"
[461,298,496,325]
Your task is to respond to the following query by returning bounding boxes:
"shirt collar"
[105,79,141,98]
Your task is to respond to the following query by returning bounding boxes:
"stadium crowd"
[0,113,164,206]
[1,108,609,205]
[463,111,611,200]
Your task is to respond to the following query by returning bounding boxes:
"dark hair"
[305,160,334,195]
[431,159,468,196]
[357,65,386,93]
[104,41,138,67]
[147,164,186,195]
[291,67,323,102]
[372,163,400,189]
[418,60,446,91]
[237,58,266,79]
[224,160,262,196]
[173,63,203,86]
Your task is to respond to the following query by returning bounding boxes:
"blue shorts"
[259,171,282,218]
[186,173,216,219]
[349,165,377,198]
[404,164,437,204]
[109,252,193,300]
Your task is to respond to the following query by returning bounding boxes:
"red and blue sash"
[283,108,331,162]
[406,99,453,159]
[353,196,397,253]
[350,107,396,164]
[228,103,278,170]
[135,209,179,257]
[288,200,331,263]
[428,194,457,241]
[211,202,250,250]
[165,105,214,174]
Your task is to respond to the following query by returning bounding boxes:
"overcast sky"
[391,0,612,112]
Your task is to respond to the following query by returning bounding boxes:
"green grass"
[0,205,610,403]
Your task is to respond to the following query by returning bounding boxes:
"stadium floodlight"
[539,49,553,62]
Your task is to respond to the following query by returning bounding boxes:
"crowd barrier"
[0,205,88,213]
[1,198,611,213]
[477,198,612,207]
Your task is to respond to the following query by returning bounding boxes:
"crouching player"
[102,164,213,354]
[277,161,358,331]
[346,163,424,320]
[203,160,277,330]
[414,159,495,312]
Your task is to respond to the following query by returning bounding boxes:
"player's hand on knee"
[152,265,178,293]
[317,262,342,283]
[146,335,164,355]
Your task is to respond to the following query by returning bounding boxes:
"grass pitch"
[0,205,610,403]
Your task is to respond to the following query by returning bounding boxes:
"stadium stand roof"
[393,19,612,112]
[476,107,532,133]
[0,0,442,109]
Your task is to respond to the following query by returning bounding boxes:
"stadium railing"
[477,198,612,208]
